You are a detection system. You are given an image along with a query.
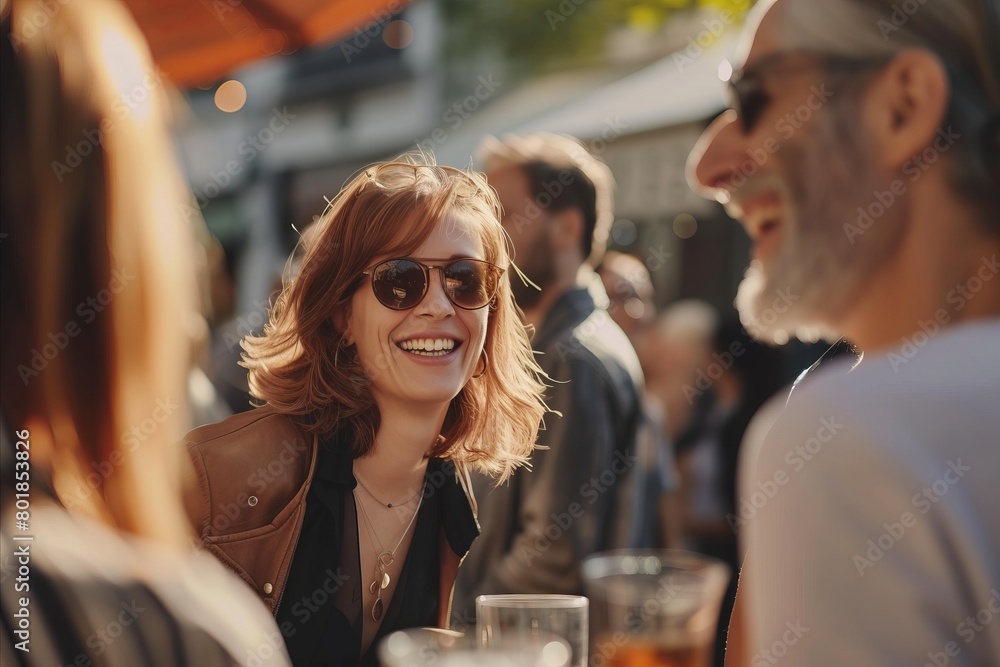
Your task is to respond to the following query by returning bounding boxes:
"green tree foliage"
[440,0,754,75]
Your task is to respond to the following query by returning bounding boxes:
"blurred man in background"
[598,250,657,341]
[452,133,667,624]
[687,0,1000,663]
[598,251,683,550]
[642,299,720,442]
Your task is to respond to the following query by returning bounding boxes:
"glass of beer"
[582,550,730,667]
[477,594,588,667]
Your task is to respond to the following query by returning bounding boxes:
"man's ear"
[861,49,950,171]
[549,207,585,255]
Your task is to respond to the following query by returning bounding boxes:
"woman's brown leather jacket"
[180,406,471,627]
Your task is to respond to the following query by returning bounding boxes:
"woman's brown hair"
[1,0,198,543]
[243,156,548,481]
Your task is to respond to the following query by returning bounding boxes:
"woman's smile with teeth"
[398,338,458,356]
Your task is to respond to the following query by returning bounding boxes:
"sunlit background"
[112,0,829,406]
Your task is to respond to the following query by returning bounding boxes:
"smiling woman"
[180,155,549,666]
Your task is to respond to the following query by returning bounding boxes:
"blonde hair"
[1,0,198,543]
[243,155,548,481]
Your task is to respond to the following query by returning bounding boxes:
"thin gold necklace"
[355,472,422,508]
[355,490,424,621]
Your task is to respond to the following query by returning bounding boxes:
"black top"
[275,432,479,667]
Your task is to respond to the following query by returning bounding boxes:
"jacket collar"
[533,285,597,351]
[314,429,358,487]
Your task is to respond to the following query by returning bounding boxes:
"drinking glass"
[582,550,730,667]
[378,627,570,667]
[477,594,588,667]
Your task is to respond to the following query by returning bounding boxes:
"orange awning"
[122,0,410,88]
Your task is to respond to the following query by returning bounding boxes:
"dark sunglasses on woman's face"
[362,258,505,311]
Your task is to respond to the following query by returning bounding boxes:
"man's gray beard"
[736,107,909,346]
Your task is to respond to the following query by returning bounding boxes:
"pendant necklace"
[355,472,422,508]
[355,486,424,622]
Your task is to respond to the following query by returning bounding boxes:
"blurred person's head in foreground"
[476,132,615,319]
[688,0,1000,350]
[0,0,199,543]
[597,250,657,342]
[241,155,547,481]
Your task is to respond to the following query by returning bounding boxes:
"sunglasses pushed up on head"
[363,257,505,311]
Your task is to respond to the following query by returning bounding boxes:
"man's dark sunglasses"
[726,52,882,133]
[362,258,504,311]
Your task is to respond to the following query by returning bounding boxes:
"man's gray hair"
[768,0,1000,232]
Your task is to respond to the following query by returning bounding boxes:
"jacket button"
[263,583,273,595]
[248,496,258,507]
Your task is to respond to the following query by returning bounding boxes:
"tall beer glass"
[583,550,730,667]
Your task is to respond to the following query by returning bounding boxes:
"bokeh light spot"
[215,80,247,113]
[673,213,698,239]
[383,20,414,49]
[611,219,638,245]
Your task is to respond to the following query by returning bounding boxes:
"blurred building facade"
[172,0,746,320]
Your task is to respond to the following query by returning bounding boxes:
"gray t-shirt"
[736,320,1000,665]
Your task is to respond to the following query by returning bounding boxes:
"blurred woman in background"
[0,0,290,664]
[181,156,549,666]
